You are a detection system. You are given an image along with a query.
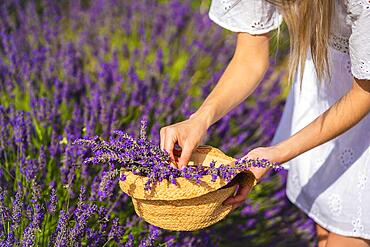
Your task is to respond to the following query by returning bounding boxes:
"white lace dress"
[209,0,370,239]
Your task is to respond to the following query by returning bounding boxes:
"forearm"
[193,57,268,126]
[191,33,270,127]
[278,78,370,162]
[248,79,370,181]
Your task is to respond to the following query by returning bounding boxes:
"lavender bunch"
[75,121,282,192]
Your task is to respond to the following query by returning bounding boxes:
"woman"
[160,0,370,246]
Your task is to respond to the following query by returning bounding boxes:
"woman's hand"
[160,115,209,168]
[223,145,286,208]
[245,145,288,166]
[223,176,254,210]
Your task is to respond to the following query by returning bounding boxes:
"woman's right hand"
[160,115,209,169]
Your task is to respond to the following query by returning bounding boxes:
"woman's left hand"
[223,175,254,209]
[223,145,287,209]
[243,146,286,163]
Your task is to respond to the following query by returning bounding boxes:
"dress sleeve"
[208,0,282,34]
[347,0,370,80]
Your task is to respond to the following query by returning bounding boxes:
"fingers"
[177,141,194,169]
[160,128,165,151]
[160,120,202,169]
[160,127,175,162]
[164,137,175,162]
[232,202,242,211]
[223,183,252,206]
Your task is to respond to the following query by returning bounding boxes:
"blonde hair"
[269,0,333,83]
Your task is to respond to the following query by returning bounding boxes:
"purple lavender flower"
[21,224,36,247]
[38,146,47,172]
[53,210,69,247]
[48,188,58,214]
[125,233,134,247]
[98,169,120,200]
[107,217,124,243]
[11,185,23,227]
[21,159,39,181]
[69,186,98,244]
[29,183,44,229]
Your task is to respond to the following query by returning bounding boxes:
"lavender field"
[1,0,315,246]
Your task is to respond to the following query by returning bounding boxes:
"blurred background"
[0,0,315,246]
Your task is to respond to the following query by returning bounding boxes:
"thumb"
[177,142,194,169]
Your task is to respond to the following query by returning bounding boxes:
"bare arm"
[192,32,270,127]
[252,78,370,180]
[225,78,370,206]
[278,78,370,162]
[160,32,271,167]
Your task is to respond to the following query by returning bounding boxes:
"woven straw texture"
[119,145,255,231]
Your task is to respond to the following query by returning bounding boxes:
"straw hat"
[119,145,256,231]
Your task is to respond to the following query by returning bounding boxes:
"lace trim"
[329,34,349,54]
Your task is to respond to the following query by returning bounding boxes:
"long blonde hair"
[269,0,333,83]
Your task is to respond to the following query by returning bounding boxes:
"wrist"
[189,107,215,129]
[274,139,299,163]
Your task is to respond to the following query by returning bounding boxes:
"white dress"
[209,0,370,239]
